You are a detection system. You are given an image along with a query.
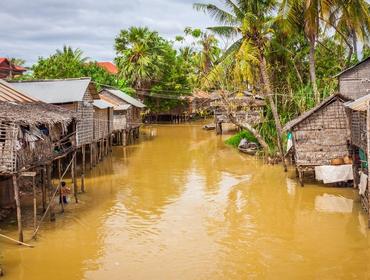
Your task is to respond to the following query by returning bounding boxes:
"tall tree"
[194,0,287,167]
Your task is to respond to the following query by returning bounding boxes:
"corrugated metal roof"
[93,99,113,109]
[0,79,39,103]
[10,78,93,103]
[344,93,370,111]
[115,104,131,110]
[104,88,145,108]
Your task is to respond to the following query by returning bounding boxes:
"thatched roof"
[0,101,76,126]
[283,94,349,132]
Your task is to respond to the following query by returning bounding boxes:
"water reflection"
[2,122,370,280]
[315,194,353,213]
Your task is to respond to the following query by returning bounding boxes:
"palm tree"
[194,1,287,168]
[56,46,88,64]
[329,0,370,63]
[115,27,165,92]
[280,0,334,103]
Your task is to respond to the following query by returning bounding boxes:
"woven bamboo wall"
[0,122,17,174]
[339,60,370,100]
[113,111,128,131]
[94,108,110,141]
[350,110,367,151]
[293,99,350,166]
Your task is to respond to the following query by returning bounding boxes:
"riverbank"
[1,122,369,279]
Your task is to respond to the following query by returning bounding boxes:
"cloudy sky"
[1,0,219,66]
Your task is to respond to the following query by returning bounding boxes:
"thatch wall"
[291,98,350,166]
[0,101,76,175]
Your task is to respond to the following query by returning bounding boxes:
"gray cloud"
[0,0,217,65]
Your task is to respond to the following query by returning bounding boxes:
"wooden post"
[90,143,93,170]
[47,164,55,222]
[81,144,86,193]
[367,102,370,228]
[32,176,37,231]
[12,175,23,242]
[42,167,47,212]
[58,159,64,213]
[73,155,78,203]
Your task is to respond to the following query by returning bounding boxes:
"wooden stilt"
[58,159,64,213]
[81,144,86,193]
[32,176,37,231]
[90,143,93,170]
[12,175,23,242]
[298,168,304,187]
[47,164,55,222]
[73,155,78,203]
[42,167,47,212]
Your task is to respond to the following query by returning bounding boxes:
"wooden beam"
[12,175,23,242]
[81,144,86,193]
[47,164,55,222]
[58,159,64,213]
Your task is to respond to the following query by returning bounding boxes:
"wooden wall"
[292,99,350,166]
[339,59,370,100]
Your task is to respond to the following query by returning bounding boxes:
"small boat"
[203,124,216,130]
[238,139,259,155]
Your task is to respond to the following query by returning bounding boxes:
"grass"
[225,130,258,148]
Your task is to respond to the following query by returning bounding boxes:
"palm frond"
[193,3,238,25]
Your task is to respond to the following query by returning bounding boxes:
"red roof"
[0,57,27,72]
[97,62,118,75]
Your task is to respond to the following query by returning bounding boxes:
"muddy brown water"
[1,123,369,279]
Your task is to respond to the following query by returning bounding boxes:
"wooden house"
[10,78,97,148]
[283,94,351,186]
[0,79,76,241]
[337,56,370,100]
[99,87,145,145]
[92,99,113,161]
[337,57,370,226]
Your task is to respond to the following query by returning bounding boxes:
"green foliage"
[31,46,121,88]
[225,130,258,148]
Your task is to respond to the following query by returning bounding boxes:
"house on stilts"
[337,57,370,226]
[99,87,145,145]
[0,79,77,241]
[283,94,351,186]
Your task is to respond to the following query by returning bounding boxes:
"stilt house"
[99,87,145,144]
[10,78,97,148]
[337,56,370,225]
[283,94,351,185]
[0,80,76,241]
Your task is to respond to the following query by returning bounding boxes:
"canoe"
[238,146,258,155]
[203,124,216,130]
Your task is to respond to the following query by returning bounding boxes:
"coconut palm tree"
[329,0,370,63]
[194,0,287,168]
[280,0,334,103]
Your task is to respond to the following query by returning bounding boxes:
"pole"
[58,159,64,213]
[12,175,23,242]
[81,144,85,193]
[47,164,55,222]
[32,176,37,231]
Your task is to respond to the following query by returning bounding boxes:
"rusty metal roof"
[0,79,39,103]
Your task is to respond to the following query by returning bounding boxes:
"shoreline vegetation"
[7,0,370,157]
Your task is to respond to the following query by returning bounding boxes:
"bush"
[225,130,258,148]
